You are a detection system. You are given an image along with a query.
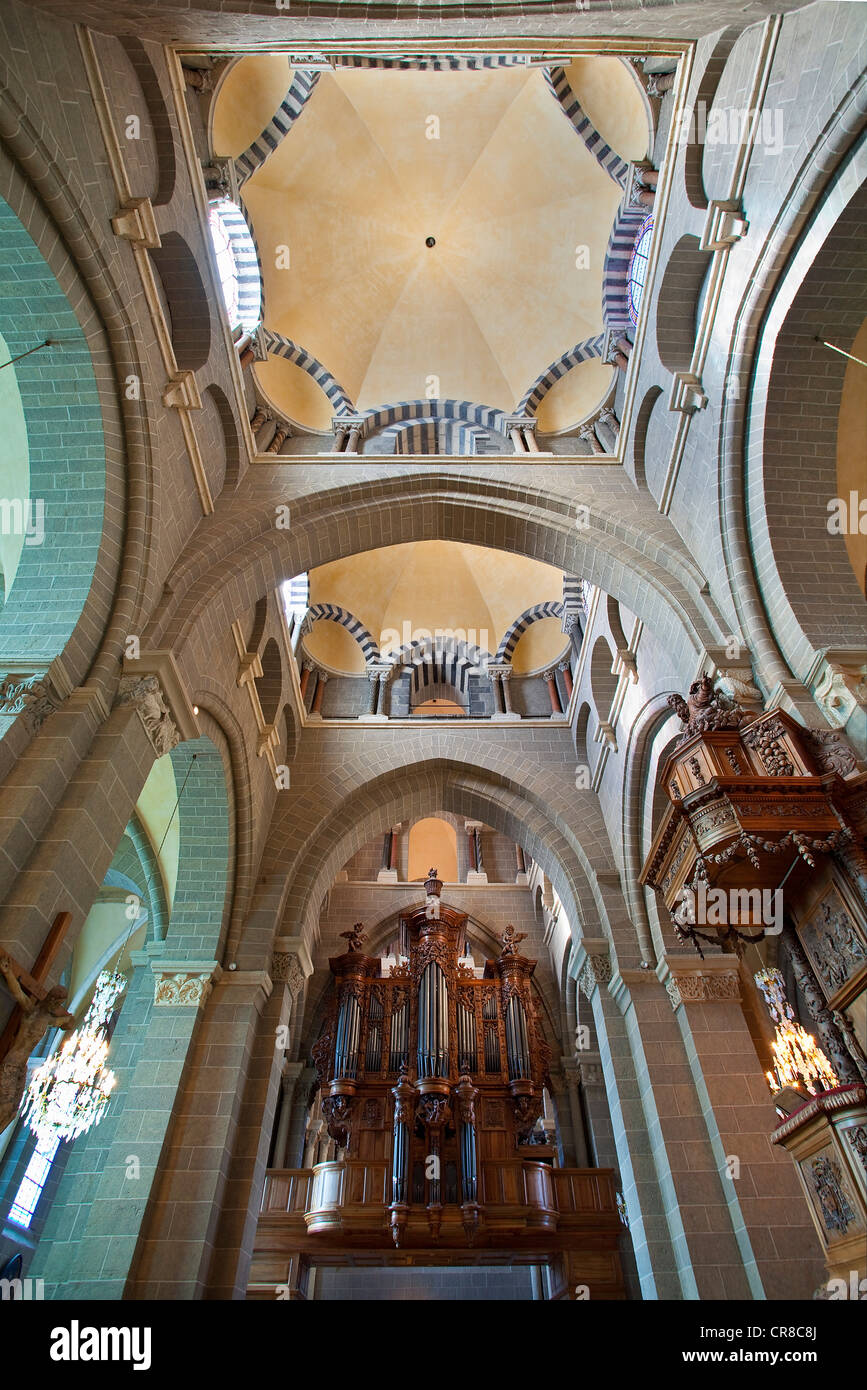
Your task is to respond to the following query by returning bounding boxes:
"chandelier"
[20,969,127,1143]
[754,967,838,1096]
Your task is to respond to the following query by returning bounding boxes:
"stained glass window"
[627,215,654,326]
[208,199,262,334]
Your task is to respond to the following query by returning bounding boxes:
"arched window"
[207,198,261,334]
[627,215,654,326]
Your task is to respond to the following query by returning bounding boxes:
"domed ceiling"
[212,58,649,433]
[301,540,569,675]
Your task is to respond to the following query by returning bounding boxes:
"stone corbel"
[116,673,182,758]
[111,197,161,250]
[121,649,200,746]
[701,198,749,252]
[811,650,867,731]
[574,938,612,1001]
[0,661,71,732]
[272,934,314,998]
[669,371,708,414]
[594,719,618,753]
[612,648,638,683]
[162,370,202,412]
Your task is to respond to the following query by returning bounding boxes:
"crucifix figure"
[0,952,74,1133]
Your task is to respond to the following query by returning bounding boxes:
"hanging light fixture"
[754,967,839,1097]
[19,969,127,1144]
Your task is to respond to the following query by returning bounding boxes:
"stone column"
[378,826,400,884]
[33,950,222,1299]
[346,423,362,454]
[267,423,290,453]
[659,954,826,1298]
[464,821,487,885]
[515,844,528,886]
[310,670,328,718]
[559,660,574,700]
[560,1058,590,1166]
[579,425,604,456]
[249,406,268,433]
[490,669,505,714]
[542,669,563,715]
[366,667,379,714]
[299,660,313,703]
[272,1060,304,1168]
[377,669,391,718]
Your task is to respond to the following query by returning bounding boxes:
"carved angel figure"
[0,953,75,1132]
[340,922,367,952]
[500,925,527,956]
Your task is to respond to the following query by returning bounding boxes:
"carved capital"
[664,958,741,1009]
[151,961,221,1008]
[0,672,62,730]
[578,954,611,1000]
[116,674,181,757]
[271,950,306,997]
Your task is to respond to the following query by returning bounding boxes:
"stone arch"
[394,636,491,701]
[233,69,321,185]
[300,604,381,664]
[543,67,630,187]
[745,140,867,683]
[282,701,297,764]
[245,596,268,656]
[148,474,724,690]
[682,29,740,210]
[574,701,592,766]
[0,196,105,676]
[203,383,243,493]
[603,209,648,334]
[167,734,233,961]
[516,337,605,417]
[606,595,628,653]
[255,637,283,726]
[630,384,663,491]
[118,36,177,207]
[590,636,618,723]
[257,754,646,980]
[655,234,712,373]
[149,233,212,371]
[262,330,354,416]
[495,602,564,662]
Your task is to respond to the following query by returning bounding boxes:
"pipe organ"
[251,872,626,1298]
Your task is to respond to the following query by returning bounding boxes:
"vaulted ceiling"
[212,57,648,432]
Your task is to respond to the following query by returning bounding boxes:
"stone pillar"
[267,423,289,453]
[490,669,505,714]
[509,426,527,453]
[579,425,604,456]
[33,950,222,1299]
[299,660,313,703]
[346,424,362,454]
[378,826,400,884]
[659,954,826,1298]
[377,669,391,718]
[559,661,574,700]
[249,406,268,433]
[310,670,328,718]
[560,1058,590,1167]
[366,667,379,714]
[272,1061,304,1168]
[515,843,528,886]
[542,669,563,716]
[464,821,487,885]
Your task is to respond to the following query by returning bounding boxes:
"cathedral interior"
[0,0,865,1311]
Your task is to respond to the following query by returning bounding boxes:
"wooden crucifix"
[0,912,75,1132]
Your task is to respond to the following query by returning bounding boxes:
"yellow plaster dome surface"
[303,540,567,674]
[213,63,644,431]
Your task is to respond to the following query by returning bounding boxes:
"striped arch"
[301,603,381,663]
[543,68,630,188]
[517,335,605,417]
[495,601,564,662]
[603,207,649,334]
[331,55,533,72]
[234,69,320,185]
[395,637,493,698]
[360,399,510,441]
[263,330,355,416]
[379,420,491,455]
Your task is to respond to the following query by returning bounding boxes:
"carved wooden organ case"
[312,872,553,1244]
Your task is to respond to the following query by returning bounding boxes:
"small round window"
[627,215,654,327]
[208,199,261,334]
